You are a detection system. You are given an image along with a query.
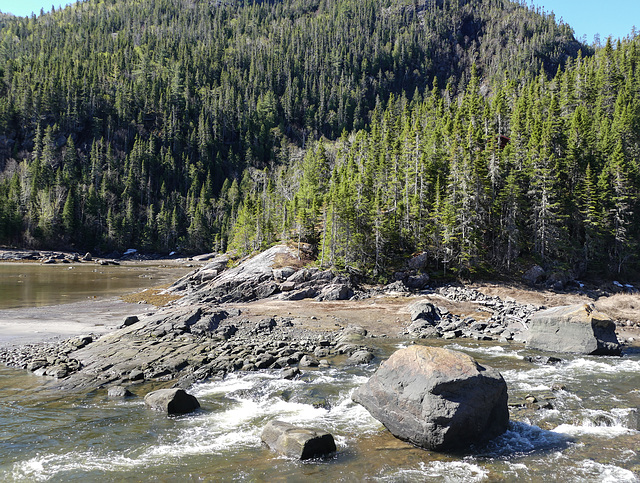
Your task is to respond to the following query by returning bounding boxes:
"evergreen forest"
[0,0,638,279]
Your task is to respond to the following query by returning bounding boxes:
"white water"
[2,341,640,482]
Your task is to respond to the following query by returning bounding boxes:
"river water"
[0,262,192,309]
[0,266,638,481]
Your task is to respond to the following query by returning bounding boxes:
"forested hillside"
[232,38,640,279]
[2,0,636,280]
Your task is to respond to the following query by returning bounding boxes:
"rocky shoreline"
[0,244,638,396]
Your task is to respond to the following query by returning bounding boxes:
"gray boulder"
[526,304,621,355]
[261,420,336,460]
[352,345,509,452]
[347,349,375,365]
[144,388,200,414]
[409,301,441,323]
[317,283,352,301]
[273,267,297,281]
[407,252,428,270]
[108,386,134,398]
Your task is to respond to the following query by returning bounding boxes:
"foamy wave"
[552,408,638,437]
[11,451,142,481]
[445,343,524,360]
[566,357,640,375]
[573,459,639,483]
[377,460,488,482]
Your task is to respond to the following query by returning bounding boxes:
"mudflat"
[0,298,141,348]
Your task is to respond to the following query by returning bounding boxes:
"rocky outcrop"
[526,304,621,355]
[352,345,509,452]
[0,305,344,391]
[261,420,336,460]
[165,245,354,305]
[144,388,200,414]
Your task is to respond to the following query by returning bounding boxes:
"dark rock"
[255,318,277,332]
[280,281,296,292]
[144,388,200,414]
[255,281,279,299]
[123,316,139,327]
[524,355,563,365]
[523,265,545,284]
[409,301,441,323]
[282,367,300,380]
[299,355,319,367]
[108,386,134,398]
[70,336,93,349]
[82,252,93,261]
[283,287,317,301]
[261,420,336,460]
[317,283,352,301]
[405,274,430,290]
[352,345,509,452]
[128,369,145,381]
[310,270,334,282]
[286,269,310,284]
[27,360,48,372]
[407,252,429,270]
[526,304,621,355]
[272,267,297,281]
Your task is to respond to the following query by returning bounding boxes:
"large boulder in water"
[261,420,336,460]
[352,345,509,452]
[526,304,621,355]
[144,388,200,414]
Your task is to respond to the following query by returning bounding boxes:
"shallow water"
[0,263,190,309]
[1,339,638,482]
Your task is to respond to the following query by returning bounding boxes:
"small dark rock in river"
[352,345,509,452]
[144,388,200,414]
[261,420,336,460]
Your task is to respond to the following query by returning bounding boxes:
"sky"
[0,0,638,44]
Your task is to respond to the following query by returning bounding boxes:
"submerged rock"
[144,388,200,414]
[261,420,336,460]
[352,345,509,452]
[526,304,621,355]
[107,386,134,398]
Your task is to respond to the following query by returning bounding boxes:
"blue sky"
[0,0,638,44]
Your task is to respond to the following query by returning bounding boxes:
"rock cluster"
[352,345,509,452]
[0,304,375,391]
[0,336,92,379]
[166,245,354,305]
[405,287,540,342]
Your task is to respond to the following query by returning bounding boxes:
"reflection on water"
[1,339,639,482]
[0,263,191,309]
